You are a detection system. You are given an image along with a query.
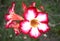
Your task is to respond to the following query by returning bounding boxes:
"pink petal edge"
[8,2,15,14]
[5,14,10,21]
[22,2,27,11]
[5,20,13,29]
[30,2,36,7]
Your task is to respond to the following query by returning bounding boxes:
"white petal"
[24,8,36,21]
[21,21,31,34]
[38,23,49,32]
[36,13,48,22]
[29,28,40,38]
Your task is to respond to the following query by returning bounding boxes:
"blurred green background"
[0,0,60,41]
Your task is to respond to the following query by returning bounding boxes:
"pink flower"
[5,2,24,21]
[5,2,23,35]
[20,2,50,38]
[7,20,20,35]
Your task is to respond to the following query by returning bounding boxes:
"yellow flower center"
[30,19,39,27]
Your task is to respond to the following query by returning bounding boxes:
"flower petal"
[40,5,44,11]
[8,2,15,14]
[10,21,19,29]
[5,14,10,21]
[20,21,31,34]
[24,7,37,21]
[5,13,24,21]
[36,12,48,22]
[6,14,12,20]
[22,2,27,11]
[29,28,41,38]
[11,14,24,20]
[14,29,20,36]
[5,20,13,28]
[30,2,36,7]
[38,23,49,33]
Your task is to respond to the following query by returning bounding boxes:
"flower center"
[30,19,39,27]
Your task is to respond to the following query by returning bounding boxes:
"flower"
[8,20,20,35]
[5,2,24,21]
[5,2,23,35]
[20,2,50,38]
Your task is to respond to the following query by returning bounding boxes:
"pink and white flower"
[20,2,50,38]
[5,2,23,35]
